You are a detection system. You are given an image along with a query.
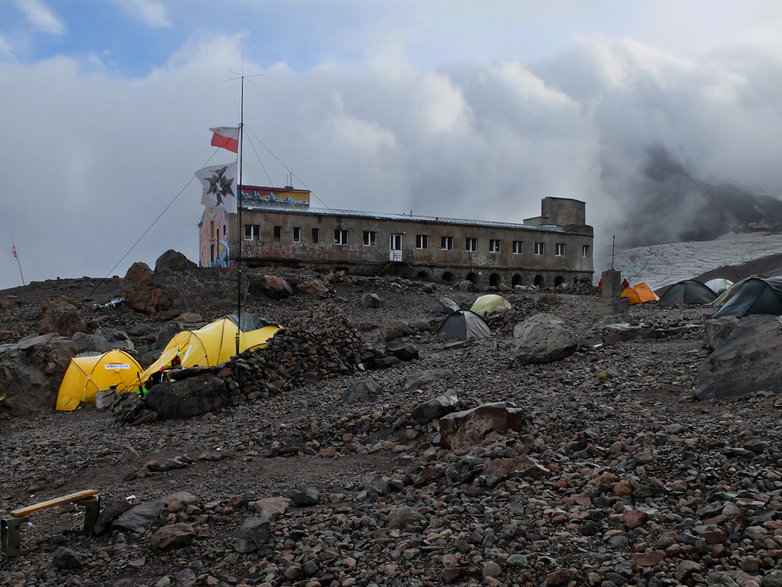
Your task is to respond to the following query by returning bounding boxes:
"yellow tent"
[470,294,512,316]
[621,282,660,305]
[139,316,281,384]
[56,350,142,411]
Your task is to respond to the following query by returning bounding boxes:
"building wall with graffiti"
[198,187,594,287]
[198,207,231,268]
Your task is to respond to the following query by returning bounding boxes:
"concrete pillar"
[600,269,628,314]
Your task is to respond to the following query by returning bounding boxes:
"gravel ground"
[1,272,781,587]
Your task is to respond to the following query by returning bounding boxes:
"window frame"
[555,243,566,257]
[334,229,349,245]
[512,240,523,254]
[466,237,477,252]
[582,244,590,258]
[441,236,454,251]
[489,239,501,253]
[273,226,282,241]
[292,226,301,243]
[244,224,260,241]
[311,227,320,244]
[363,230,377,247]
[534,241,545,256]
[415,234,428,249]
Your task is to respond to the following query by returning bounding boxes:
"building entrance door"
[389,234,403,262]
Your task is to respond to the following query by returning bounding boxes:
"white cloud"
[0,33,14,61]
[2,32,782,290]
[115,0,171,29]
[14,0,66,36]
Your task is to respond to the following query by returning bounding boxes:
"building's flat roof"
[240,202,564,232]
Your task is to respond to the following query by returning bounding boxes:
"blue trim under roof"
[240,202,564,232]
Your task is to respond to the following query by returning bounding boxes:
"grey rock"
[514,313,577,364]
[113,499,165,534]
[360,293,382,308]
[342,379,380,403]
[235,517,270,553]
[52,546,83,569]
[410,391,459,423]
[696,314,782,399]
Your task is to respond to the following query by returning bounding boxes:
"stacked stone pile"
[227,313,366,400]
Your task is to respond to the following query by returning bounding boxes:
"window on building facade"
[534,242,545,255]
[363,230,377,246]
[582,244,590,257]
[292,227,301,242]
[416,234,428,249]
[273,226,282,241]
[512,240,523,254]
[334,229,349,245]
[555,243,566,256]
[244,224,259,240]
[441,236,454,250]
[466,237,477,252]
[489,239,501,253]
[312,228,320,243]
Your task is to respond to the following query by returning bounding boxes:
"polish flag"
[210,127,239,153]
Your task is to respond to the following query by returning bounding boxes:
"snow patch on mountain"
[598,232,782,291]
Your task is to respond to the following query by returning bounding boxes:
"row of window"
[244,224,590,257]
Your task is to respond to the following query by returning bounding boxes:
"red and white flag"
[210,127,239,153]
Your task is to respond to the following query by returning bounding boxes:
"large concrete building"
[198,186,594,288]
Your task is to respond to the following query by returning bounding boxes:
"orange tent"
[621,282,659,305]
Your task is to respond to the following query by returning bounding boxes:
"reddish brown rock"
[623,509,649,529]
[149,522,196,551]
[632,550,665,567]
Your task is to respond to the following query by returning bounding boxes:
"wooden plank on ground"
[10,490,99,517]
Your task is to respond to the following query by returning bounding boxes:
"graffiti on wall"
[199,207,230,267]
[241,188,309,206]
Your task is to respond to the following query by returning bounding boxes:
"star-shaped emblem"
[206,166,235,205]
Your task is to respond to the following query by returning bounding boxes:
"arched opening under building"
[534,274,545,288]
[512,274,523,287]
[416,270,429,280]
[466,272,478,284]
[442,271,454,283]
[489,273,501,288]
[554,275,565,288]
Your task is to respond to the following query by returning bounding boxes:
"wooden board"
[10,490,99,517]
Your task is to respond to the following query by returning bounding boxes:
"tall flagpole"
[236,75,244,355]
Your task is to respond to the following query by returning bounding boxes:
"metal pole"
[11,237,25,286]
[236,76,244,356]
[611,235,615,270]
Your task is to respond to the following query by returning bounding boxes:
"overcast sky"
[2,0,782,291]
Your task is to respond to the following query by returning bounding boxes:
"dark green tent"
[711,276,782,318]
[658,280,717,307]
[436,310,492,341]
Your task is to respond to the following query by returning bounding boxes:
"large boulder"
[296,279,331,298]
[360,293,382,308]
[696,314,782,400]
[439,403,526,450]
[248,275,294,300]
[513,313,577,364]
[40,296,86,336]
[72,327,134,355]
[145,374,228,419]
[0,334,75,417]
[155,249,196,272]
[121,262,171,315]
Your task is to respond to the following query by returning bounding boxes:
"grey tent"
[711,276,782,318]
[436,310,492,341]
[657,280,717,307]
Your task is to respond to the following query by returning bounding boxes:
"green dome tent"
[657,280,717,307]
[711,276,782,318]
[470,294,512,317]
[436,310,492,341]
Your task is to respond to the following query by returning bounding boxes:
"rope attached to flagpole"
[10,236,25,286]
